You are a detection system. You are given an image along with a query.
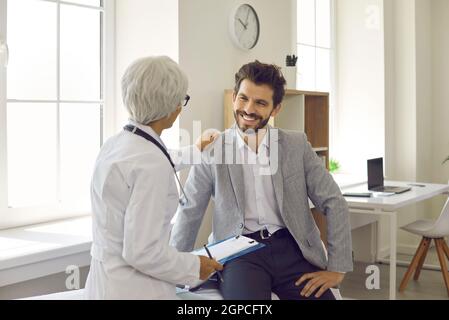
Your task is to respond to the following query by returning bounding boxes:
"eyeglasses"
[182,94,190,107]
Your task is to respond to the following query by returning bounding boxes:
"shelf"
[313,147,328,152]
[285,89,329,97]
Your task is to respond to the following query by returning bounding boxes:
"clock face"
[231,4,260,50]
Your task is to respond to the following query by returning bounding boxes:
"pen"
[203,244,224,283]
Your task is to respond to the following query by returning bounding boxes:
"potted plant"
[329,158,341,174]
[284,54,298,89]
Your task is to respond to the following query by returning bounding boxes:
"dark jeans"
[218,228,335,300]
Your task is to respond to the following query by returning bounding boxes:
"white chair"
[399,194,449,296]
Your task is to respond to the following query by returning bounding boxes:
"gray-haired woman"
[84,56,222,299]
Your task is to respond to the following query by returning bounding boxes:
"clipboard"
[191,235,265,264]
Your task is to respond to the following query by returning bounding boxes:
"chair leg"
[414,237,431,280]
[435,239,449,297]
[442,239,449,261]
[399,237,428,292]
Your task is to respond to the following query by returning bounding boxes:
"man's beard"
[233,110,272,134]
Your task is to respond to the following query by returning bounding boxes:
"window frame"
[0,0,116,229]
[296,0,335,92]
[295,0,338,160]
[292,0,338,159]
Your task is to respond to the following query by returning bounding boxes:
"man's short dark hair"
[234,60,286,107]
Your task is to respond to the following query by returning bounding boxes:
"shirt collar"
[128,119,167,149]
[235,125,271,152]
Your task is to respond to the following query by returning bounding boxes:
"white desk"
[339,180,449,300]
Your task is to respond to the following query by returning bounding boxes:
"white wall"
[115,0,180,148]
[382,0,447,255]
[430,0,449,215]
[334,0,385,262]
[390,0,416,179]
[334,0,385,176]
[383,0,419,254]
[336,0,441,258]
[115,0,295,143]
[415,0,432,186]
[178,0,295,134]
[178,0,295,247]
[411,0,433,248]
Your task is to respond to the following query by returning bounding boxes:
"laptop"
[367,158,411,194]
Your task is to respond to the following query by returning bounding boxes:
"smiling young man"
[170,60,353,300]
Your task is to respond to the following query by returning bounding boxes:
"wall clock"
[229,4,260,50]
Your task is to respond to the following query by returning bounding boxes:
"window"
[296,0,333,92]
[0,0,114,228]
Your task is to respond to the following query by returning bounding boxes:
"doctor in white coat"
[84,56,223,299]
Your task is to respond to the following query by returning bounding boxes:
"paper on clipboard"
[192,235,265,264]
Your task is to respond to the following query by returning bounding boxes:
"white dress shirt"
[84,120,201,300]
[235,128,286,235]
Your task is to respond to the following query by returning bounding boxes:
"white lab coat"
[84,121,201,299]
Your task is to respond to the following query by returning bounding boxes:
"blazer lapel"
[270,128,284,214]
[224,128,245,216]
[228,165,245,215]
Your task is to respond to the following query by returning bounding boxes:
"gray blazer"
[170,127,353,273]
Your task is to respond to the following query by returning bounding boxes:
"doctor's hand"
[195,129,221,152]
[295,271,345,298]
[198,255,223,280]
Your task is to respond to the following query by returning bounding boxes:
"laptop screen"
[367,158,384,189]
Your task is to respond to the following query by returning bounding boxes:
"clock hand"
[238,18,247,30]
[245,7,250,24]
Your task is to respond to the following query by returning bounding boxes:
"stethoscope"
[124,125,188,205]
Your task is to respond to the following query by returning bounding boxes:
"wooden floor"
[340,248,449,300]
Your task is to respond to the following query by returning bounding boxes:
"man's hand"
[195,129,221,151]
[295,271,345,298]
